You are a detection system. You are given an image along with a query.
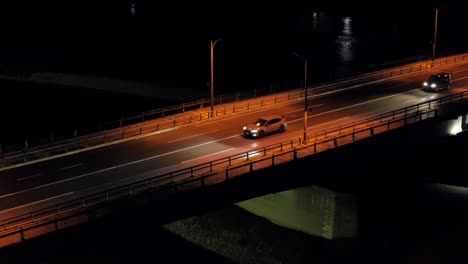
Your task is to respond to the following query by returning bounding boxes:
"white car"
[243,115,287,138]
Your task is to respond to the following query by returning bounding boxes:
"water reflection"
[336,16,356,64]
[307,11,333,33]
[236,185,357,240]
[312,11,319,32]
[130,3,136,16]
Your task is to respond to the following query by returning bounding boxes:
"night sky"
[0,1,465,85]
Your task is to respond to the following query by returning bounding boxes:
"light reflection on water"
[336,16,355,64]
[236,185,357,240]
[237,180,468,243]
[305,11,359,79]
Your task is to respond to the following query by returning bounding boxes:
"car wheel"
[279,125,286,132]
[258,130,265,138]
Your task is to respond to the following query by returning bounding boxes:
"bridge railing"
[1,53,467,170]
[1,90,467,248]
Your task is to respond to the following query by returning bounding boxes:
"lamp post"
[210,38,222,117]
[303,57,308,143]
[292,52,309,143]
[432,7,440,66]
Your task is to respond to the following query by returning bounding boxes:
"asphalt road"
[1,61,468,221]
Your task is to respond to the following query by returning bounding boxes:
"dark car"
[423,72,452,92]
[243,115,287,138]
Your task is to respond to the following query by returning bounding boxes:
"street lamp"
[432,7,440,66]
[210,38,222,117]
[292,52,309,143]
[303,57,308,143]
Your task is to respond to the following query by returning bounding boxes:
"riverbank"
[0,71,205,103]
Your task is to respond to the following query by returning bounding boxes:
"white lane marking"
[56,163,83,172]
[284,103,324,115]
[181,148,235,164]
[192,100,318,127]
[380,83,407,91]
[17,89,417,191]
[454,75,468,81]
[453,69,468,75]
[311,103,325,108]
[0,192,74,214]
[16,163,84,181]
[283,89,416,118]
[405,97,423,103]
[17,173,41,181]
[308,117,350,129]
[4,87,436,194]
[167,130,218,143]
[1,134,242,197]
[309,89,419,118]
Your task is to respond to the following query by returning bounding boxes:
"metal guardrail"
[1,90,466,248]
[1,53,467,169]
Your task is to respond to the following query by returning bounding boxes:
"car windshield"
[428,75,440,82]
[254,118,267,126]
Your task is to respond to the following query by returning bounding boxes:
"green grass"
[164,205,356,264]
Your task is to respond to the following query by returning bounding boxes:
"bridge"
[1,53,468,248]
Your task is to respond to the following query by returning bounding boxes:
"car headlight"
[243,126,247,130]
[251,129,258,133]
[423,82,428,86]
[430,83,436,88]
